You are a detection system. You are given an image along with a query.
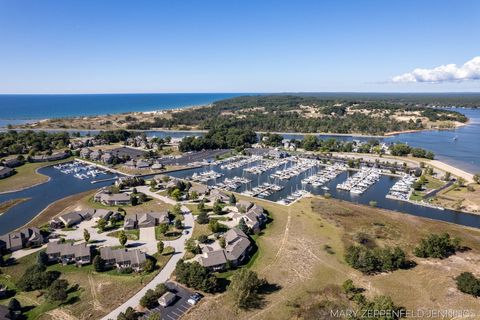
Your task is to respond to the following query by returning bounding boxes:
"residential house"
[0,166,14,179]
[189,184,209,196]
[90,150,103,161]
[46,242,91,265]
[236,200,253,212]
[92,209,113,222]
[100,152,113,164]
[96,192,131,206]
[80,148,92,159]
[199,228,251,271]
[208,189,230,203]
[0,227,44,252]
[100,247,147,272]
[30,151,69,162]
[124,212,169,229]
[2,158,22,168]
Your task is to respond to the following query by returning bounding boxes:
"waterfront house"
[151,161,164,171]
[208,189,230,203]
[80,148,92,159]
[2,158,22,168]
[30,151,70,162]
[190,183,209,196]
[100,152,113,164]
[236,200,253,212]
[46,242,91,265]
[100,247,147,272]
[0,227,44,252]
[135,160,150,169]
[90,150,103,161]
[95,192,131,206]
[199,227,251,271]
[0,166,14,179]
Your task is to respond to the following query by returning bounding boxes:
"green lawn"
[0,157,74,193]
[106,229,139,240]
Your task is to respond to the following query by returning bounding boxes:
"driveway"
[139,227,157,254]
[101,192,194,320]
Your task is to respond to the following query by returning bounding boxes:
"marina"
[336,167,381,195]
[54,161,109,180]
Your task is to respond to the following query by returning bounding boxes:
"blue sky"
[0,0,479,93]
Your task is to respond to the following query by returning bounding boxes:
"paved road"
[101,191,194,320]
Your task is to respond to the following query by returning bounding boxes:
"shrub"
[175,260,218,293]
[345,245,406,274]
[229,269,266,309]
[46,279,69,302]
[16,264,60,291]
[414,233,460,259]
[455,272,480,297]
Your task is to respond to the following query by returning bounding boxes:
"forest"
[0,130,70,157]
[126,95,468,135]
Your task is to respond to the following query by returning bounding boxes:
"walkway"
[101,191,194,320]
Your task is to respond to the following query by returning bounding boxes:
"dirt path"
[259,211,291,274]
[46,309,77,320]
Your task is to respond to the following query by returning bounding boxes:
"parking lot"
[143,282,195,320]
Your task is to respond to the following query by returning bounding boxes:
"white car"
[187,292,202,305]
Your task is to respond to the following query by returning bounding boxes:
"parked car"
[183,230,189,235]
[187,292,203,305]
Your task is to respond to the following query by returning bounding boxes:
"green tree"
[213,201,222,215]
[209,219,221,233]
[36,251,49,267]
[97,218,107,232]
[46,279,69,302]
[228,269,266,309]
[229,194,237,205]
[93,255,105,272]
[157,241,165,254]
[219,237,226,248]
[171,189,181,201]
[172,203,182,216]
[456,272,480,297]
[238,218,249,234]
[119,230,128,247]
[190,191,198,200]
[8,298,21,316]
[83,229,90,243]
[175,219,183,229]
[147,313,162,320]
[130,195,138,206]
[414,233,460,259]
[474,173,480,184]
[117,307,137,320]
[158,223,169,235]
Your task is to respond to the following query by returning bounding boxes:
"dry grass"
[432,183,480,213]
[184,195,480,320]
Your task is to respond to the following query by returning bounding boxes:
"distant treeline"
[126,95,468,135]
[0,130,70,157]
[179,127,257,152]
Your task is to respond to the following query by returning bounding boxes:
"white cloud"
[392,56,480,83]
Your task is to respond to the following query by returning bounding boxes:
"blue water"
[0,93,243,121]
[0,166,116,234]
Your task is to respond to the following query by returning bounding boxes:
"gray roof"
[46,242,90,257]
[92,209,113,219]
[59,211,85,226]
[101,193,130,203]
[225,237,250,261]
[0,166,13,176]
[200,249,227,268]
[100,247,146,266]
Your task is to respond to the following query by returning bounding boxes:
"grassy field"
[184,195,480,320]
[0,249,171,320]
[0,157,73,193]
[432,183,480,213]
